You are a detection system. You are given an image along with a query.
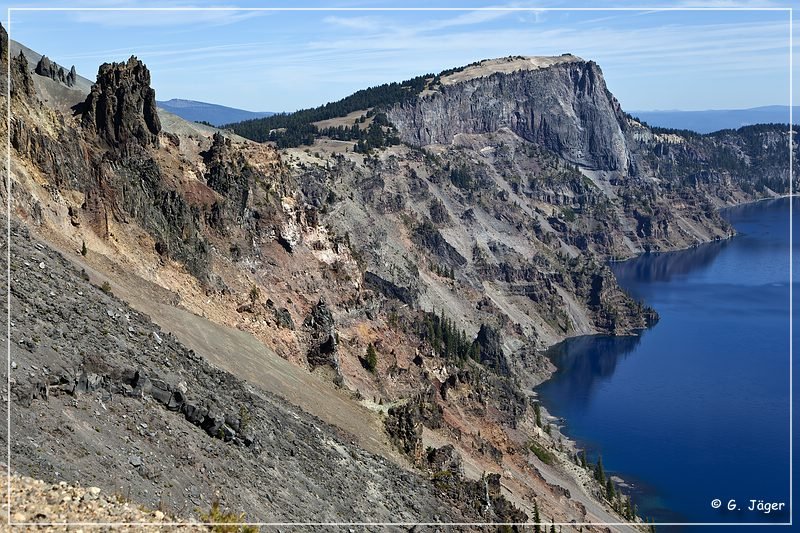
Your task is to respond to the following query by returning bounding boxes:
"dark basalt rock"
[426,449,528,523]
[385,390,443,462]
[81,56,161,148]
[426,444,462,476]
[363,271,416,305]
[412,220,466,268]
[303,299,338,369]
[11,51,35,99]
[0,24,7,93]
[74,372,103,394]
[474,324,510,376]
[34,55,76,87]
[429,197,451,225]
[273,307,295,330]
[181,402,208,425]
[201,132,253,229]
[385,401,423,462]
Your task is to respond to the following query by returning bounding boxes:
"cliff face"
[388,56,630,172]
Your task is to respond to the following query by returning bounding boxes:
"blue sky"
[3,1,798,113]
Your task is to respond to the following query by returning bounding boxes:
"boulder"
[131,371,152,396]
[149,379,172,405]
[167,389,185,411]
[202,414,225,438]
[74,372,103,394]
[181,402,208,425]
[221,424,237,442]
[273,307,294,330]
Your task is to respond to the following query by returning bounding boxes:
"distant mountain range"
[156,99,275,127]
[629,105,799,134]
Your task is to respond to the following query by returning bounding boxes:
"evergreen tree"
[81,241,87,257]
[534,402,542,428]
[606,475,616,500]
[533,499,541,533]
[594,455,605,483]
[365,343,378,373]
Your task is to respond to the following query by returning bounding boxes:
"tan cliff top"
[439,54,584,86]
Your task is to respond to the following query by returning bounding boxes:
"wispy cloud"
[322,15,386,31]
[59,2,267,29]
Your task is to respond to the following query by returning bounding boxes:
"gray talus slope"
[2,220,469,524]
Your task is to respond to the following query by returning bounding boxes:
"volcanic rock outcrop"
[81,56,161,148]
[34,55,76,87]
[303,299,339,369]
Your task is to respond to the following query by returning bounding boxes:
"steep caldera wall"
[388,56,630,172]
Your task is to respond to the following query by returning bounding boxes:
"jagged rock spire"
[81,55,161,148]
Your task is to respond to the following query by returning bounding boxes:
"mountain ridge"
[157,98,275,126]
[629,105,800,134]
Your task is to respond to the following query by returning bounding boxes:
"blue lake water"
[536,197,795,528]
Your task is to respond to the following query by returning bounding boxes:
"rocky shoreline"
[524,191,791,521]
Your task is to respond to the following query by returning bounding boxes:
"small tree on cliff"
[606,475,616,500]
[365,343,378,373]
[533,499,541,533]
[594,455,605,483]
[249,284,260,306]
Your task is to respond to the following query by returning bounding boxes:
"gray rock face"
[474,324,510,375]
[81,56,161,148]
[34,55,76,87]
[202,132,252,229]
[0,24,7,94]
[11,51,35,99]
[303,299,338,369]
[388,59,630,171]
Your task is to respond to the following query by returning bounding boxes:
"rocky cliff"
[81,56,161,148]
[34,55,77,87]
[388,55,631,172]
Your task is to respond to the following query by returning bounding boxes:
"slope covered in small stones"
[1,467,196,531]
[3,219,519,524]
